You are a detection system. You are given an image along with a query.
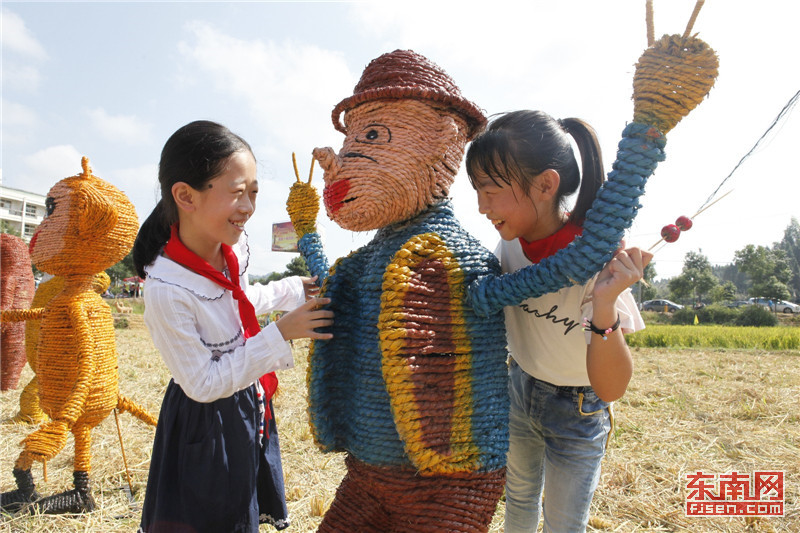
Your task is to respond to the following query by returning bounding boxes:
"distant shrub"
[702,304,740,325]
[671,307,701,325]
[735,305,778,327]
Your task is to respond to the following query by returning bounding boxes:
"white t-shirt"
[497,238,645,387]
[143,235,304,403]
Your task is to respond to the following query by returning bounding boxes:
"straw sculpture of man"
[287,24,717,530]
[1,234,36,392]
[287,49,508,531]
[0,158,157,515]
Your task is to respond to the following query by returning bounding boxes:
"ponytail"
[466,110,606,228]
[132,200,173,278]
[559,118,605,225]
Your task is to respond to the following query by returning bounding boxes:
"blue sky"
[2,1,798,279]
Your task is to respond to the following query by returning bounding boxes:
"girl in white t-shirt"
[465,110,651,533]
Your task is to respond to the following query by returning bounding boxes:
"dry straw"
[4,336,797,531]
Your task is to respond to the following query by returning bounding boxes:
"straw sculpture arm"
[287,178,330,283]
[1,309,45,322]
[21,302,94,462]
[468,23,718,317]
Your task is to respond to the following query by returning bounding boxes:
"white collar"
[144,232,250,301]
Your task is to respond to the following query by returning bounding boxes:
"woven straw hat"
[332,49,487,140]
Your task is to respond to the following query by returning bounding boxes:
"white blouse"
[143,236,304,403]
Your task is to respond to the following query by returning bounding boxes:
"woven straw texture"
[301,202,508,476]
[288,33,717,527]
[287,180,320,236]
[317,455,504,533]
[633,33,719,134]
[298,203,508,532]
[13,273,110,424]
[1,158,155,514]
[1,234,35,391]
[332,49,486,141]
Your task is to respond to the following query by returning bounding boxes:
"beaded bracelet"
[583,315,621,340]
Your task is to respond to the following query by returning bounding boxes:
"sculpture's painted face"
[315,99,465,232]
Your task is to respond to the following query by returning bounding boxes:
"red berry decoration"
[675,215,693,231]
[661,224,681,243]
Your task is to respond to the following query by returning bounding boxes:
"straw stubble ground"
[1,323,797,532]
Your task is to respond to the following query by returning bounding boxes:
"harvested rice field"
[1,320,797,532]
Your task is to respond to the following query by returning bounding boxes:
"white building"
[0,182,47,243]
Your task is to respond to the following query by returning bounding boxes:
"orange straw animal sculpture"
[0,158,156,515]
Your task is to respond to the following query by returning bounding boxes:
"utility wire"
[697,89,800,213]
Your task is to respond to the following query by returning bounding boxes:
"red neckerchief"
[519,221,583,264]
[163,224,278,426]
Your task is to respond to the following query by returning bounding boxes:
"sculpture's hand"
[286,153,321,238]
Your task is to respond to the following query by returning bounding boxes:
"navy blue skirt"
[140,380,289,532]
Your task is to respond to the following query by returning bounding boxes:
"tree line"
[636,218,800,305]
[8,218,797,306]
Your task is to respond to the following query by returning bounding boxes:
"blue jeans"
[504,359,611,533]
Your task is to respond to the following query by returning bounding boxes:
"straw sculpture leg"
[11,378,47,424]
[318,456,504,533]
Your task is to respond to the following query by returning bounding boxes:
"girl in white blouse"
[133,120,333,533]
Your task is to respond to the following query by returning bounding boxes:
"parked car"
[747,297,774,311]
[774,300,800,313]
[724,300,750,308]
[641,299,684,312]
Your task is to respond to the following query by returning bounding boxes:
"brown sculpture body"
[1,234,35,391]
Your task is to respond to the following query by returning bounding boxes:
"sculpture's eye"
[45,197,56,217]
[356,124,391,145]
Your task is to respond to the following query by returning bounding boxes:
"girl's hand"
[593,244,653,308]
[276,297,334,341]
[301,275,321,300]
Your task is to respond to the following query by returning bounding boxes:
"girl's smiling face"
[473,171,541,242]
[199,150,258,247]
[176,150,258,263]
